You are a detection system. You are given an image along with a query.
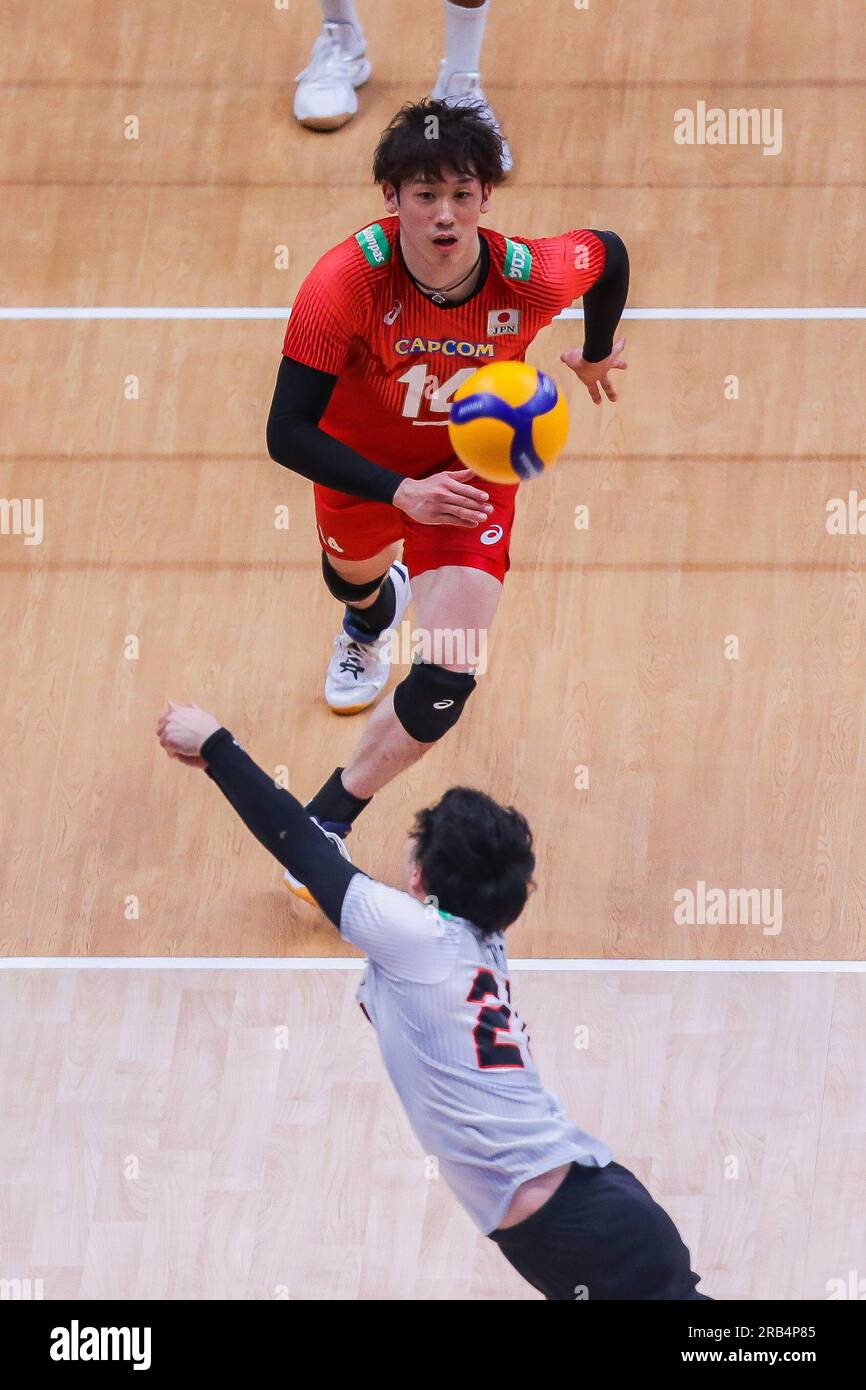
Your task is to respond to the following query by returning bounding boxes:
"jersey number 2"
[466,968,525,1070]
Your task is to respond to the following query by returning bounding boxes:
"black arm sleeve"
[581,230,630,363]
[266,355,405,505]
[201,726,364,925]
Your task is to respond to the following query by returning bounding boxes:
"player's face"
[385,171,492,264]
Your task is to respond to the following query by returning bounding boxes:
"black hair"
[372,98,506,193]
[409,787,535,935]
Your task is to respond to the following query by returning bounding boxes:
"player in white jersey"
[294,0,512,171]
[157,700,711,1300]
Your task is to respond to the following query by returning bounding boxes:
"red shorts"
[313,463,518,582]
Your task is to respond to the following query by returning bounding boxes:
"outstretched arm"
[580,230,630,363]
[561,229,630,404]
[157,703,461,981]
[156,703,363,925]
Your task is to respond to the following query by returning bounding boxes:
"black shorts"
[489,1161,712,1301]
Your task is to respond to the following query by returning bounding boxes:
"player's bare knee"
[393,661,477,743]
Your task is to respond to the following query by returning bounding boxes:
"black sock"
[347,574,397,638]
[306,767,372,827]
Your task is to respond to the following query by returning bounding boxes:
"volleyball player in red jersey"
[268,99,628,896]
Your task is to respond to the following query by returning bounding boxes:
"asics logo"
[317,524,345,553]
[433,699,454,709]
[480,524,503,545]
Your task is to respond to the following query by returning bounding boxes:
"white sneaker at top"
[324,561,411,714]
[294,21,372,130]
[431,63,513,173]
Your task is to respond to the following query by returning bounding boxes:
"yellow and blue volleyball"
[448,360,569,484]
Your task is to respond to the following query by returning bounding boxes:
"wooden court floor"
[1,968,863,1301]
[2,0,865,959]
[1,0,865,1301]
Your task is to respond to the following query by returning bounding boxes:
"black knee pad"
[393,661,477,743]
[321,552,387,603]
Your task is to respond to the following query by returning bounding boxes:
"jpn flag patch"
[487,308,520,336]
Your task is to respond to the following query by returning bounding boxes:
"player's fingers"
[447,500,493,519]
[441,488,491,513]
[449,485,491,505]
[611,359,628,370]
[437,507,483,527]
[443,474,490,502]
[436,508,483,522]
[601,376,617,402]
[612,336,626,355]
[159,705,186,735]
[586,381,601,404]
[445,493,490,514]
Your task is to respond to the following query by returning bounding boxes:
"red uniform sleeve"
[542,229,608,308]
[282,239,369,376]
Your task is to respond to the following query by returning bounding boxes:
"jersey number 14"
[397,364,476,423]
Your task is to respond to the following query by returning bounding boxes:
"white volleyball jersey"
[339,873,612,1235]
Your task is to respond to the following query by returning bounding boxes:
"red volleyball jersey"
[282,215,606,477]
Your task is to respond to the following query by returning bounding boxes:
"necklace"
[410,248,483,306]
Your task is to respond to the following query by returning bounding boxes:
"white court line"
[1,957,863,972]
[0,307,864,321]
